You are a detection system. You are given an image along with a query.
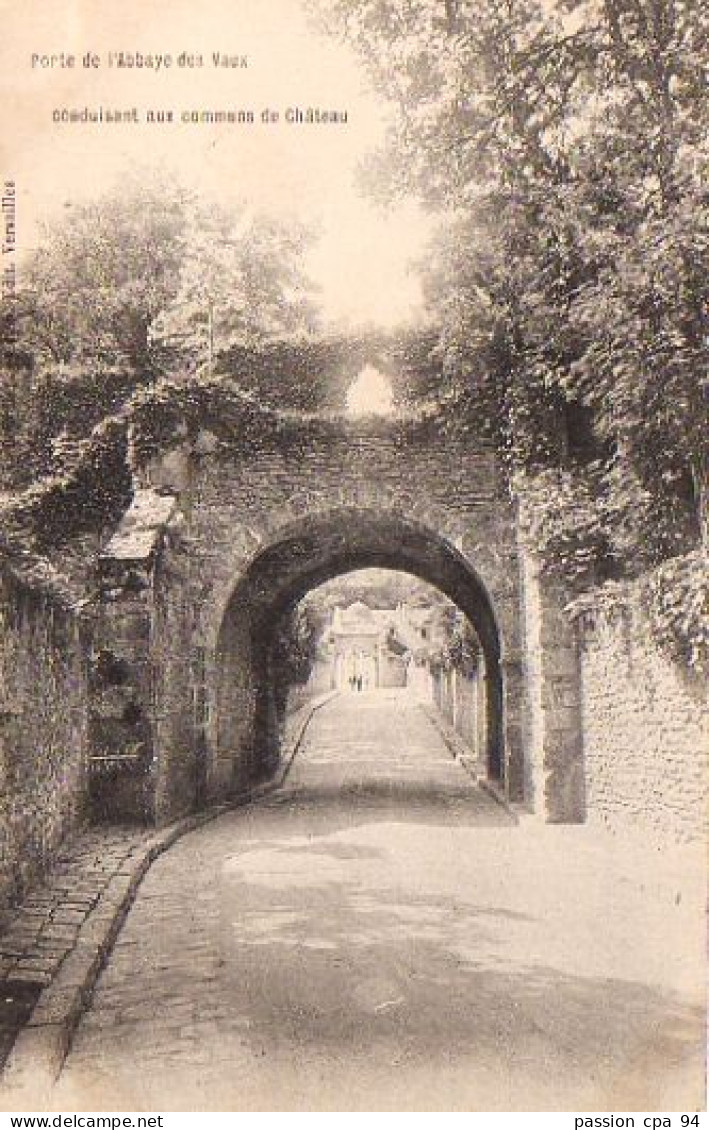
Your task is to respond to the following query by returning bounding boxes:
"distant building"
[314,601,435,692]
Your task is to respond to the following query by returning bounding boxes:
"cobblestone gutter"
[420,701,519,822]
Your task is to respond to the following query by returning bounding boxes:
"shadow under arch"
[214,508,507,796]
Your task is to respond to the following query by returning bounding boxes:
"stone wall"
[432,667,486,770]
[0,566,89,914]
[576,592,707,844]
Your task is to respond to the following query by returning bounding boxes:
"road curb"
[0,692,338,1102]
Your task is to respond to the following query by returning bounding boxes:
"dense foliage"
[313,0,708,667]
[0,330,444,491]
[0,177,324,493]
[643,551,709,672]
[428,608,483,677]
[0,361,450,555]
[0,412,132,553]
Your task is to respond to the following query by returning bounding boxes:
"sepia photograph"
[0,0,706,1115]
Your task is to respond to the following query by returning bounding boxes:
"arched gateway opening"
[212,509,506,798]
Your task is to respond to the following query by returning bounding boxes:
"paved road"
[54,692,705,1112]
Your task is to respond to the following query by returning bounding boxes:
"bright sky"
[0,0,433,329]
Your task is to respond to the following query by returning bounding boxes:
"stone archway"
[94,403,585,827]
[211,508,510,798]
